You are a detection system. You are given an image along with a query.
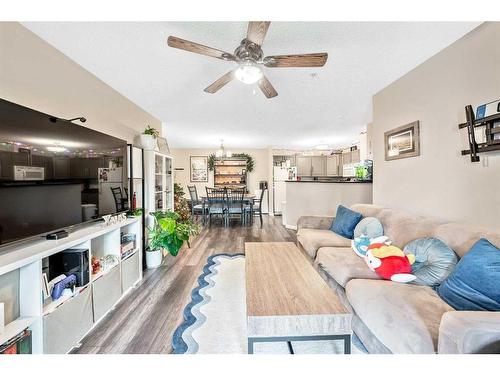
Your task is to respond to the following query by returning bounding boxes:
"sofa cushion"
[375,209,442,249]
[404,237,458,287]
[437,238,500,311]
[434,223,500,258]
[354,217,384,239]
[297,229,351,259]
[330,205,363,239]
[315,247,380,287]
[346,279,454,353]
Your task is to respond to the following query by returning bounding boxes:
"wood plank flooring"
[73,215,296,354]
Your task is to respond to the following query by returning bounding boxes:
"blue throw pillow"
[330,205,362,239]
[437,238,500,311]
[404,237,457,288]
[354,217,384,239]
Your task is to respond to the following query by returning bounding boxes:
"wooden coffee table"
[245,242,352,354]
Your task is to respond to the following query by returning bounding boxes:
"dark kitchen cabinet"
[70,158,103,179]
[32,155,54,180]
[53,157,71,179]
[0,151,13,179]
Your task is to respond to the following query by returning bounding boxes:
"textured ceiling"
[23,22,479,149]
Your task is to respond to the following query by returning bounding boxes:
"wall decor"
[384,121,420,161]
[157,136,171,155]
[190,156,208,182]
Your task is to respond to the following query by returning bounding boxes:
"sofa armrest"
[438,311,500,354]
[297,216,334,231]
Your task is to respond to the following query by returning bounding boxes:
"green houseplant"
[146,211,199,268]
[140,125,160,150]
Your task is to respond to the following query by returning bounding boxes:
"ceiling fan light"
[234,64,263,85]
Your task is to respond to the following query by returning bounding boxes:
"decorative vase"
[145,249,163,269]
[139,134,157,151]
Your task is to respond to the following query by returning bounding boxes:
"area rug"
[172,253,366,354]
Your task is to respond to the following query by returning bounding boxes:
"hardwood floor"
[73,215,296,354]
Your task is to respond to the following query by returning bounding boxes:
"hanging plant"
[207,153,255,172]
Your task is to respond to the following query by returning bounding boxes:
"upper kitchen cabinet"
[53,157,71,179]
[351,149,361,163]
[311,156,326,176]
[70,157,103,179]
[296,156,312,176]
[326,154,341,176]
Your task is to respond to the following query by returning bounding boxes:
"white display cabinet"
[0,217,142,354]
[144,151,173,228]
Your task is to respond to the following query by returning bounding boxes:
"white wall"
[373,22,500,232]
[0,22,161,143]
[170,148,271,213]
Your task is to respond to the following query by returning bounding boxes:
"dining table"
[198,193,256,225]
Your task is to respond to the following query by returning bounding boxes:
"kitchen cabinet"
[296,156,312,176]
[351,149,361,163]
[53,157,71,179]
[311,156,326,176]
[326,155,341,176]
[70,157,103,179]
[0,151,13,179]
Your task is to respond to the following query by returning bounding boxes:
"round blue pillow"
[404,237,458,287]
[353,217,383,239]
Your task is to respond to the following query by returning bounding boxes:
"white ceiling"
[23,22,479,149]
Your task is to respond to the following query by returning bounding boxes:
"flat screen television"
[0,98,128,247]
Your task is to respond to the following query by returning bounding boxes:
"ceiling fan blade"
[204,70,235,94]
[264,53,328,68]
[258,75,278,99]
[246,21,271,46]
[167,36,236,61]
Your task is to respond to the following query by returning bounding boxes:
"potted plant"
[140,125,160,150]
[146,211,199,268]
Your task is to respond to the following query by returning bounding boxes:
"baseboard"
[285,224,297,230]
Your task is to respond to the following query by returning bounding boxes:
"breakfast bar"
[284,180,373,229]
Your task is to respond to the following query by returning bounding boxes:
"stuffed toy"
[352,235,391,257]
[365,243,417,283]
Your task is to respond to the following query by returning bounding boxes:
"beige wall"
[0,22,161,143]
[170,148,270,213]
[373,22,500,232]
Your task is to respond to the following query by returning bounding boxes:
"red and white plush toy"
[365,243,416,283]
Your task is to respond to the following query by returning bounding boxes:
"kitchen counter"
[284,180,373,229]
[286,179,372,183]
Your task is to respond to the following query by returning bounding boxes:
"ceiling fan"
[167,21,328,99]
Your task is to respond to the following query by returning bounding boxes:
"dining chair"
[250,187,266,227]
[187,185,205,223]
[226,187,246,226]
[110,186,129,212]
[205,187,228,226]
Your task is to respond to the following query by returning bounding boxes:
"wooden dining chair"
[187,185,205,223]
[250,187,266,227]
[205,187,228,226]
[227,187,246,226]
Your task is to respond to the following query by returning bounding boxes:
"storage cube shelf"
[0,216,142,354]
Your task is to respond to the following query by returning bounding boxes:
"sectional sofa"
[296,203,500,354]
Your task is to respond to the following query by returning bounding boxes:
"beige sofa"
[296,204,500,354]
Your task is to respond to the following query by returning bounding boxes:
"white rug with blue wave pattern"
[172,253,365,354]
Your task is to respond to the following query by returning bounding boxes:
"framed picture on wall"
[190,156,208,182]
[384,121,420,161]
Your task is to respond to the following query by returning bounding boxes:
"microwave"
[13,166,45,181]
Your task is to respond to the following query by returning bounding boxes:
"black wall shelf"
[459,105,500,162]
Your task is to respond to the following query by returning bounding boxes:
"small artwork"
[384,121,420,161]
[190,156,208,182]
[157,136,171,155]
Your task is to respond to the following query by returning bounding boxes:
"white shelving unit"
[144,150,174,228]
[0,217,142,354]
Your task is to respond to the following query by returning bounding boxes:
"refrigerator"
[98,167,124,215]
[273,166,296,215]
